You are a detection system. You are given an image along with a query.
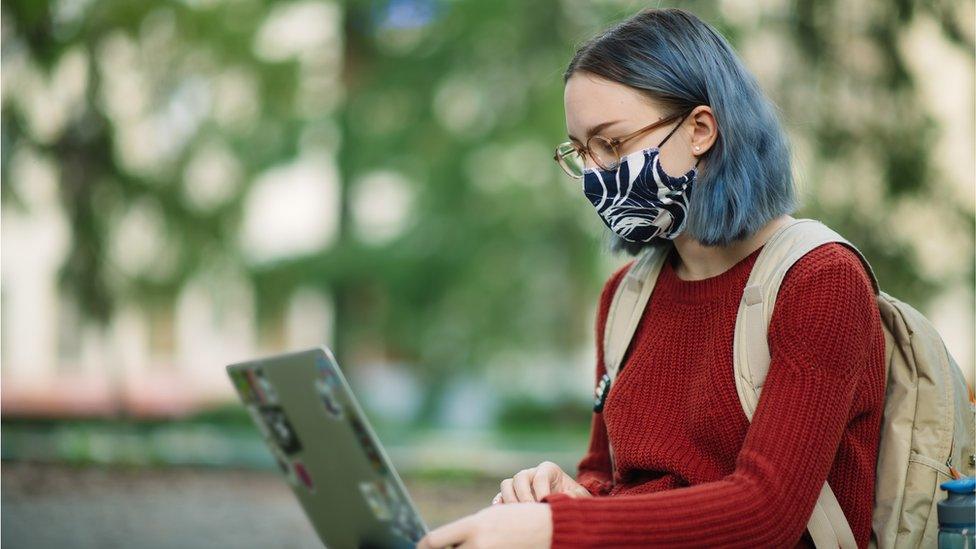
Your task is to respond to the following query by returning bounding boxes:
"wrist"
[540,501,554,546]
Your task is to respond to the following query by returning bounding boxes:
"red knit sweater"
[541,242,886,548]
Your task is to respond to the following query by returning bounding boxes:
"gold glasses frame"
[553,110,691,179]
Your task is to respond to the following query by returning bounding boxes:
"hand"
[416,502,552,549]
[491,460,592,504]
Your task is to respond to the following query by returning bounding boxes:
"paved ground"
[2,462,502,548]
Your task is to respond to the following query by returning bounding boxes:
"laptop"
[226,345,429,548]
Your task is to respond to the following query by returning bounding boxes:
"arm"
[542,245,882,548]
[575,261,633,497]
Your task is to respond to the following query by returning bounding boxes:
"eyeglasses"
[553,110,690,179]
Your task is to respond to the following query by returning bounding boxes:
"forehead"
[564,72,661,132]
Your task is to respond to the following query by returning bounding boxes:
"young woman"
[418,8,885,549]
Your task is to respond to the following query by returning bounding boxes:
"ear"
[688,105,718,157]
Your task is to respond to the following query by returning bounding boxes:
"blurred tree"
[779,0,975,304]
[2,0,308,323]
[2,0,972,421]
[1,0,608,420]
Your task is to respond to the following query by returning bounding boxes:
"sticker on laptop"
[245,370,266,403]
[385,480,424,542]
[262,440,298,486]
[275,452,295,482]
[292,459,315,492]
[247,405,272,439]
[359,480,392,521]
[260,405,302,455]
[391,511,425,543]
[347,413,389,476]
[314,353,333,376]
[251,368,279,404]
[231,370,258,403]
[314,375,344,419]
[357,477,423,541]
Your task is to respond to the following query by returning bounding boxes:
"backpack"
[602,217,976,549]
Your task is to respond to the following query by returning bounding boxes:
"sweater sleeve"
[542,244,880,548]
[574,261,633,497]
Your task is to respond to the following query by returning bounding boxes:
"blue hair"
[564,8,796,254]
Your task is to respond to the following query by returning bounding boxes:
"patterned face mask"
[582,117,700,243]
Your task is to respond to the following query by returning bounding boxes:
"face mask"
[582,117,700,242]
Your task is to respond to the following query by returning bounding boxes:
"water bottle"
[938,477,975,549]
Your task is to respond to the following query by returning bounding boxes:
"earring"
[694,145,701,152]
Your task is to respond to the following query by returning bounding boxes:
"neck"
[670,214,794,281]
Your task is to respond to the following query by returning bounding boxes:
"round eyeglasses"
[553,111,690,179]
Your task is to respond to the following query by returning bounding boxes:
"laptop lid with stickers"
[227,346,428,548]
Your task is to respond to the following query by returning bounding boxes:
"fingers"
[532,462,560,500]
[571,484,594,497]
[417,515,474,549]
[498,462,566,504]
[560,480,590,498]
[512,468,536,502]
[499,477,518,504]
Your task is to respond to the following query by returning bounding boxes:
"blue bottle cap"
[940,477,976,494]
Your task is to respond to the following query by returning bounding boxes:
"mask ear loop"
[656,109,702,172]
[655,110,692,148]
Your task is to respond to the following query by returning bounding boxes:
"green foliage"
[496,395,592,435]
[2,0,972,392]
[776,0,974,305]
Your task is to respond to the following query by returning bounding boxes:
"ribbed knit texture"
[541,242,886,548]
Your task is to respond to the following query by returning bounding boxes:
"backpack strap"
[603,243,672,383]
[733,217,879,549]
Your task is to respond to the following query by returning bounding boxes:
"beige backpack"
[602,217,976,548]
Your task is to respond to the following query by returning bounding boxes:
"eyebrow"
[568,120,624,143]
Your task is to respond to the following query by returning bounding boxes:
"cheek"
[656,146,696,176]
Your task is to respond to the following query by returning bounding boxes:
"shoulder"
[770,242,881,371]
[778,242,875,303]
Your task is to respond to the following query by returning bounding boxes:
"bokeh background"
[2,0,974,547]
